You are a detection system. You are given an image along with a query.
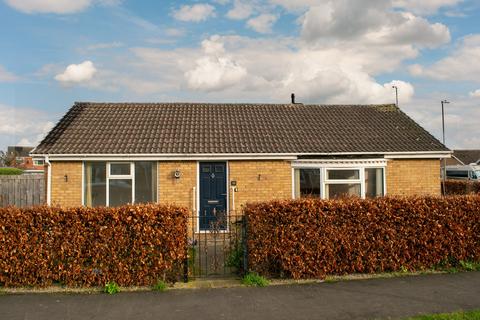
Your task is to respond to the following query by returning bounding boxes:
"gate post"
[183,216,189,283]
[242,214,248,274]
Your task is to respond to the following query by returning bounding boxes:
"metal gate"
[186,211,247,279]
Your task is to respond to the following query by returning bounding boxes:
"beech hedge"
[245,196,480,279]
[444,180,480,195]
[0,204,188,287]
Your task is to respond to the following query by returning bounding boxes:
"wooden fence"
[0,174,45,207]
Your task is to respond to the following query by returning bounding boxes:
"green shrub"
[242,273,269,287]
[434,259,480,273]
[459,260,480,271]
[188,247,196,276]
[152,280,167,292]
[226,243,243,270]
[104,282,119,294]
[0,168,23,175]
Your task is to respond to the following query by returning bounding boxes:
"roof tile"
[33,102,449,155]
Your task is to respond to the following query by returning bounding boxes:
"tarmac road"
[1,272,479,320]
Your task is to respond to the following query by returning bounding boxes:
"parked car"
[444,165,480,180]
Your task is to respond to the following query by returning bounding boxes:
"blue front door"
[199,162,227,231]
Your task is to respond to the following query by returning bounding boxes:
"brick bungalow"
[445,149,480,166]
[32,102,450,230]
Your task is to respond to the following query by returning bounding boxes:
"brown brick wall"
[156,160,293,213]
[48,159,442,209]
[228,160,292,213]
[51,161,83,207]
[158,161,197,210]
[386,159,441,196]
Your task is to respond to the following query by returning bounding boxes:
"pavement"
[1,272,479,320]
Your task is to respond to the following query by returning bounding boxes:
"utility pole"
[441,100,450,196]
[392,86,399,107]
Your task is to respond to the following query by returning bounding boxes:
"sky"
[1,0,479,152]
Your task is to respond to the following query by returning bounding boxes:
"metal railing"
[185,212,247,280]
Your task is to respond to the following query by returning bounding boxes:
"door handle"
[207,200,220,204]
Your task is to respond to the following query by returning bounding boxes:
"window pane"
[327,169,359,180]
[326,183,360,199]
[446,170,468,178]
[84,162,106,206]
[109,179,132,206]
[110,163,131,175]
[365,168,384,198]
[135,162,157,204]
[294,169,320,198]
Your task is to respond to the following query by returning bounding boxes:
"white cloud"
[268,0,318,12]
[382,13,451,48]
[384,80,415,105]
[271,0,463,15]
[83,28,423,106]
[11,0,470,148]
[185,36,247,91]
[54,60,97,84]
[186,57,248,91]
[4,0,91,14]
[115,34,415,104]
[3,0,119,14]
[0,104,54,150]
[274,49,415,104]
[470,89,480,98]
[227,0,254,20]
[300,1,450,48]
[85,42,123,51]
[392,0,463,15]
[164,28,186,37]
[173,3,216,22]
[0,65,18,82]
[247,14,277,33]
[409,34,480,82]
[17,137,33,146]
[401,94,480,149]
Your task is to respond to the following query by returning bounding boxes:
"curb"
[0,270,448,295]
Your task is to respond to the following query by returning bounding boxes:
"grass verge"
[242,273,269,287]
[152,280,167,292]
[104,282,120,294]
[405,309,480,319]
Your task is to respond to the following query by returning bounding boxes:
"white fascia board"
[292,158,388,168]
[33,153,298,161]
[30,150,452,161]
[384,152,452,159]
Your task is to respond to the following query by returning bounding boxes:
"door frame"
[196,161,229,233]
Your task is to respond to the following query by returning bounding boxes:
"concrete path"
[1,272,479,320]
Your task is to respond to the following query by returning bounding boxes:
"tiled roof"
[33,102,449,155]
[452,150,480,165]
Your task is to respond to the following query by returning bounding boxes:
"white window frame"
[292,159,387,200]
[323,167,364,199]
[106,162,135,206]
[33,159,45,166]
